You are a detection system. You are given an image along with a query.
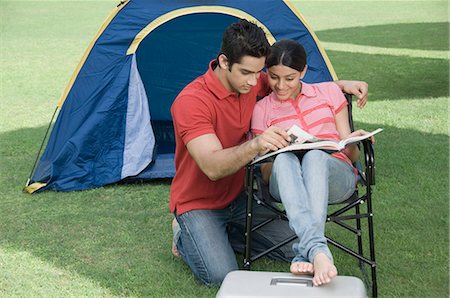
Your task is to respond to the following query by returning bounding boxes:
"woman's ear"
[218,54,229,70]
[300,64,308,79]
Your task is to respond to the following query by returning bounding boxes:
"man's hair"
[265,39,307,72]
[218,19,270,69]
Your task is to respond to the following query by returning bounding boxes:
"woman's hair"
[266,39,307,72]
[218,19,270,69]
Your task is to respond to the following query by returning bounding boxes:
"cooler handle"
[270,277,314,287]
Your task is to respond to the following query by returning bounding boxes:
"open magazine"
[252,125,383,165]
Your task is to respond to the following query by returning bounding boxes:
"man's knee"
[198,266,234,286]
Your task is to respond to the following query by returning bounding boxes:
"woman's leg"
[270,150,356,284]
[301,150,356,285]
[269,152,315,273]
[301,150,356,258]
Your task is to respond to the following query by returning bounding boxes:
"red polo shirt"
[170,61,270,215]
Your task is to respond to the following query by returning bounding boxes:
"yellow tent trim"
[23,182,47,194]
[283,0,338,80]
[126,6,276,55]
[57,0,130,108]
[57,1,335,107]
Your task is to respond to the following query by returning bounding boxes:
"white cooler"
[216,271,367,298]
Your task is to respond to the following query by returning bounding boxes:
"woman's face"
[267,64,306,101]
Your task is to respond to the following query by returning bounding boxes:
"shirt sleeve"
[251,98,268,134]
[257,72,271,98]
[327,82,348,114]
[171,94,215,145]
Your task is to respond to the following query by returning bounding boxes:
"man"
[170,19,368,286]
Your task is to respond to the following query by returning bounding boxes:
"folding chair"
[243,94,378,297]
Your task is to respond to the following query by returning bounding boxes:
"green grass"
[328,51,449,100]
[317,22,450,51]
[293,0,449,31]
[354,99,448,297]
[1,1,449,297]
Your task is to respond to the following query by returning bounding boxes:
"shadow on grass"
[0,123,448,297]
[0,125,215,297]
[327,50,449,100]
[316,22,450,51]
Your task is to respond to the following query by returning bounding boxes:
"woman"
[251,39,372,286]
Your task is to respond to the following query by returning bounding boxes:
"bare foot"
[171,218,180,257]
[312,252,337,286]
[290,261,314,275]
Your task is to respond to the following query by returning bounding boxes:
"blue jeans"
[269,150,356,264]
[174,192,295,286]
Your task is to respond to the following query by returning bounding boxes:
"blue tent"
[25,0,337,193]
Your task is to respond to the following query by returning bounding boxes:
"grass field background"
[1,0,449,297]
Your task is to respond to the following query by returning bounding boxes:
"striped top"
[251,81,352,166]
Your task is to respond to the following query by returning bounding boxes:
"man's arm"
[186,127,290,181]
[334,80,369,108]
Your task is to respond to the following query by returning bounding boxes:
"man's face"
[225,55,265,94]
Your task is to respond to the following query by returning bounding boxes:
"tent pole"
[25,106,59,187]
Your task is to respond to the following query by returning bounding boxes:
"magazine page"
[339,128,383,147]
[286,125,315,144]
[251,128,383,165]
[251,141,340,165]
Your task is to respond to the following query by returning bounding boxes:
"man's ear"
[218,54,229,70]
[300,64,308,79]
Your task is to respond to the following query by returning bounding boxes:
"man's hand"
[185,127,290,181]
[335,80,369,108]
[253,126,291,155]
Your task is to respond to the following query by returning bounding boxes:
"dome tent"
[25,0,337,193]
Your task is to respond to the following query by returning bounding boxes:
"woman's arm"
[335,107,375,163]
[334,107,360,163]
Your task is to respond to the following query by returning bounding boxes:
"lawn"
[0,0,449,297]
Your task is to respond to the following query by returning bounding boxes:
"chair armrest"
[344,93,355,132]
[361,139,375,185]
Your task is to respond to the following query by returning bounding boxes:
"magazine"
[252,125,383,164]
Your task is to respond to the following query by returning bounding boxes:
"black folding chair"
[243,94,378,297]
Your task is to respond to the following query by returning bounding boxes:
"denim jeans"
[174,192,295,286]
[269,150,356,264]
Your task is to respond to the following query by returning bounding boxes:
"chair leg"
[243,165,254,270]
[367,216,377,297]
[366,187,377,297]
[355,203,364,270]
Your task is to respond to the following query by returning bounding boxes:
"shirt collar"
[269,81,317,107]
[204,60,236,100]
[300,82,316,98]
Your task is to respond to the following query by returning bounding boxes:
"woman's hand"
[344,129,376,143]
